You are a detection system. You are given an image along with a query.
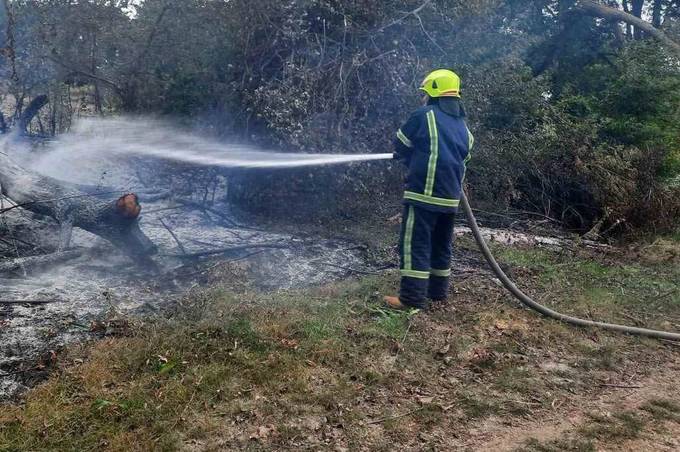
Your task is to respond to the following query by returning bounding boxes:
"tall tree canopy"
[1,0,679,234]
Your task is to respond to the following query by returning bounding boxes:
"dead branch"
[176,199,244,228]
[598,383,642,389]
[45,53,122,93]
[0,250,82,273]
[379,0,435,32]
[165,242,288,259]
[0,299,60,305]
[159,218,187,256]
[366,408,424,425]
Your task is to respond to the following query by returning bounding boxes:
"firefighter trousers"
[398,204,455,309]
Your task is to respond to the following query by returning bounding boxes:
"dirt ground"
[470,355,680,451]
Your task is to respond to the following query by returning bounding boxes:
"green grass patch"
[641,399,680,422]
[579,411,644,441]
[493,367,536,394]
[493,243,680,327]
[456,392,503,419]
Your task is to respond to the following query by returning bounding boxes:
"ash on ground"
[0,199,373,400]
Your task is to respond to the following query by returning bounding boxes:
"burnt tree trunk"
[18,95,48,134]
[0,142,157,261]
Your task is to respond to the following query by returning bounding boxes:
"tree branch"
[576,0,680,56]
[378,0,435,32]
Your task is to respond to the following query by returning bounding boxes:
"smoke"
[26,117,391,187]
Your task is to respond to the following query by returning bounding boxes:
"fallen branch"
[0,250,82,273]
[164,242,288,259]
[0,299,60,305]
[162,243,290,259]
[0,144,157,261]
[598,383,642,389]
[366,408,423,425]
[159,218,187,256]
[0,190,130,215]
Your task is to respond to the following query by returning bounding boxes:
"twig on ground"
[175,200,251,230]
[366,407,424,425]
[171,250,268,280]
[163,242,289,259]
[142,205,187,215]
[0,300,60,305]
[0,250,82,273]
[598,383,642,389]
[656,289,679,302]
[159,218,188,256]
[314,261,380,275]
[660,339,680,347]
[621,311,645,326]
[0,234,36,249]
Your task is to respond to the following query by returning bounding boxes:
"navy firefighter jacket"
[394,103,474,213]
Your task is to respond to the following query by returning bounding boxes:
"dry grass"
[2,241,680,451]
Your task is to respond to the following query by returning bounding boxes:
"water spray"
[19,118,680,340]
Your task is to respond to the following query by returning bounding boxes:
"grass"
[521,400,680,452]
[492,242,680,327]
[2,241,680,450]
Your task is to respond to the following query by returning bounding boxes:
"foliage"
[1,0,679,234]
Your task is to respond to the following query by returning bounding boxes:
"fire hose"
[460,192,680,341]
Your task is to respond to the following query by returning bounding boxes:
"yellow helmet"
[420,69,461,98]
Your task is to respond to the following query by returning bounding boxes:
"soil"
[472,356,680,451]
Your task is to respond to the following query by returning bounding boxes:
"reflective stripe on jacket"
[394,104,473,213]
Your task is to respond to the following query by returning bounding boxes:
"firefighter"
[384,69,474,310]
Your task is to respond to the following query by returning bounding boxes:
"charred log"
[0,143,157,261]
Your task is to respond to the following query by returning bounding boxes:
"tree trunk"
[576,0,680,57]
[18,95,48,134]
[90,30,103,114]
[652,0,663,28]
[631,0,645,39]
[2,0,19,85]
[0,142,157,262]
[621,0,633,37]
